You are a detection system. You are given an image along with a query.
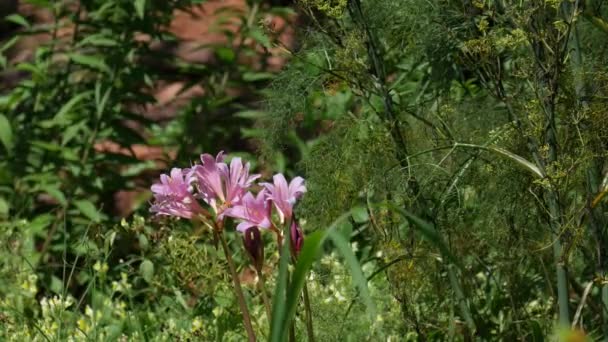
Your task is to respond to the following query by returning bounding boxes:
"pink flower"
[261,174,306,224]
[188,152,259,217]
[221,156,260,206]
[186,152,225,214]
[223,191,272,232]
[150,168,202,219]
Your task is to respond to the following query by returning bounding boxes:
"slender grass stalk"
[565,0,608,334]
[218,232,257,342]
[552,238,570,327]
[447,264,476,334]
[603,286,608,342]
[257,271,273,322]
[289,324,296,342]
[302,282,316,342]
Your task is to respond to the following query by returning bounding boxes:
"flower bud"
[290,218,304,256]
[243,227,264,272]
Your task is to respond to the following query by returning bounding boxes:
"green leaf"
[78,34,119,47]
[30,214,55,236]
[242,72,274,82]
[31,140,61,152]
[248,27,271,48]
[40,185,67,206]
[1,36,19,53]
[73,200,103,223]
[270,211,375,342]
[94,82,112,119]
[135,0,146,19]
[234,110,267,119]
[337,220,353,239]
[327,229,376,317]
[215,47,235,63]
[61,121,85,146]
[269,225,292,342]
[50,275,63,294]
[351,205,369,223]
[68,54,111,74]
[52,92,91,126]
[5,14,30,28]
[454,143,543,178]
[0,197,8,216]
[0,114,13,152]
[139,259,154,282]
[138,234,149,251]
[488,146,543,178]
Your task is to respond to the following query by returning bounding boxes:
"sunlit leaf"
[135,0,146,19]
[5,14,30,28]
[0,114,13,152]
[40,185,67,206]
[52,92,92,126]
[73,200,104,223]
[140,259,154,282]
[68,54,111,74]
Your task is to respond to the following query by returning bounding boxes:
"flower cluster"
[150,151,307,259]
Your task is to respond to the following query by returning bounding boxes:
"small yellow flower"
[93,261,109,274]
[191,317,203,332]
[78,318,90,333]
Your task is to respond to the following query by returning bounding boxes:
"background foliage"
[1,0,607,340]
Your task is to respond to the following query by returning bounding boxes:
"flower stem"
[218,232,257,342]
[257,271,273,321]
[302,282,316,342]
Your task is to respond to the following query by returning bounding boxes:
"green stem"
[257,271,273,322]
[218,232,257,342]
[567,1,608,334]
[603,283,608,342]
[302,282,316,342]
[552,237,570,327]
[447,264,476,335]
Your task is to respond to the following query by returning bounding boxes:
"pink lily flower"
[261,174,307,224]
[186,152,226,214]
[188,152,260,217]
[221,156,261,206]
[223,191,272,232]
[150,168,203,219]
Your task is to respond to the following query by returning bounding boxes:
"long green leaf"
[269,226,293,342]
[52,91,92,126]
[5,14,30,28]
[274,231,324,342]
[488,146,543,178]
[68,54,111,74]
[454,143,543,178]
[135,0,146,19]
[73,200,103,223]
[327,229,376,317]
[0,114,13,152]
[270,210,376,342]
